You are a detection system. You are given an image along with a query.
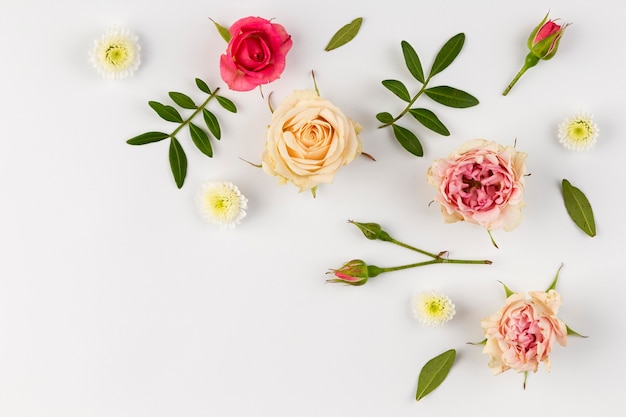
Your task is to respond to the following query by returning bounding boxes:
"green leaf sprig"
[561,179,596,237]
[415,349,456,401]
[377,33,479,157]
[127,78,237,189]
[325,17,363,51]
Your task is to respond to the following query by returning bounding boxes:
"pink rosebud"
[326,259,382,286]
[527,13,570,60]
[219,16,293,91]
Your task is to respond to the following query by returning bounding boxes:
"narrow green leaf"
[408,108,450,136]
[325,17,363,51]
[127,131,169,145]
[546,263,564,292]
[169,137,187,189]
[424,86,479,108]
[382,79,411,102]
[566,324,588,338]
[401,40,424,83]
[210,18,231,42]
[561,179,596,237]
[429,33,465,77]
[169,91,196,109]
[216,95,237,113]
[376,112,394,124]
[392,124,423,157]
[189,123,213,157]
[498,280,515,298]
[202,109,221,140]
[416,349,456,401]
[195,78,212,94]
[148,101,183,123]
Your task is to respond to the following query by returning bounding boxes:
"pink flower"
[326,259,371,286]
[219,16,293,91]
[481,291,568,375]
[527,13,570,60]
[427,139,527,232]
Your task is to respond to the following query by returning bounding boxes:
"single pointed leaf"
[408,108,450,136]
[566,324,588,338]
[195,78,211,94]
[169,137,187,189]
[210,18,231,42]
[392,124,423,157]
[127,131,169,145]
[429,33,465,77]
[376,112,394,124]
[424,86,479,108]
[148,101,183,123]
[401,40,424,83]
[189,123,213,157]
[546,263,564,292]
[498,280,515,298]
[202,109,221,140]
[216,95,237,113]
[561,179,596,237]
[416,349,456,401]
[169,91,196,109]
[382,79,411,102]
[325,17,363,51]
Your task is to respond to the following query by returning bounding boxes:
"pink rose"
[527,13,570,60]
[219,16,293,91]
[427,139,527,231]
[481,290,568,374]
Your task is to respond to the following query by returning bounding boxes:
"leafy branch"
[377,33,479,157]
[127,77,237,189]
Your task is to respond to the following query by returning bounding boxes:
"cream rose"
[261,90,362,192]
[481,290,568,375]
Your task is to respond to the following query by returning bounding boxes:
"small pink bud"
[527,13,570,60]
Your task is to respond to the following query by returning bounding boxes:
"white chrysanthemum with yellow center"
[558,113,599,151]
[197,180,248,228]
[89,27,141,80]
[412,291,456,326]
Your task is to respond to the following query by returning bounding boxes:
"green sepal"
[311,186,318,198]
[498,280,515,298]
[210,18,231,42]
[127,131,169,145]
[382,79,411,102]
[408,108,450,136]
[148,101,183,123]
[546,263,564,291]
[392,124,423,157]
[401,40,424,83]
[467,339,487,346]
[324,17,363,51]
[429,33,465,78]
[168,137,187,189]
[566,324,588,338]
[424,86,479,108]
[216,95,237,113]
[189,122,213,157]
[202,109,221,140]
[169,91,196,109]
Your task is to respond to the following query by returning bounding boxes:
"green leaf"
[429,33,465,77]
[392,124,423,157]
[210,18,231,42]
[382,79,411,102]
[202,109,221,140]
[376,112,394,124]
[148,101,183,123]
[216,95,237,113]
[169,91,196,109]
[546,263,563,292]
[127,131,169,145]
[325,17,363,51]
[189,123,213,157]
[415,349,456,401]
[424,86,479,108]
[401,40,424,83]
[408,108,450,136]
[498,280,515,298]
[566,324,588,338]
[195,78,211,94]
[562,179,596,237]
[169,137,187,189]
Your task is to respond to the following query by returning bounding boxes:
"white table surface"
[1,0,624,415]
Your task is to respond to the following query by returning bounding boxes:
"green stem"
[378,75,432,128]
[388,237,439,258]
[376,256,492,275]
[502,53,539,96]
[169,87,220,137]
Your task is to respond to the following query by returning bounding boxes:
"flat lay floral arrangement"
[89,10,597,402]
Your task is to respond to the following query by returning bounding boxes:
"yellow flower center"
[206,191,239,220]
[105,43,131,67]
[567,120,592,142]
[425,299,446,317]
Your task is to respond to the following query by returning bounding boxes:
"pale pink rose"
[481,290,568,375]
[427,139,527,231]
[261,90,362,192]
[219,16,292,91]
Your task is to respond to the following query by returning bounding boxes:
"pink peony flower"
[481,291,568,375]
[427,139,527,232]
[219,16,293,91]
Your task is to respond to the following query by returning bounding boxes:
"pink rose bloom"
[220,16,292,91]
[481,290,568,374]
[427,139,527,231]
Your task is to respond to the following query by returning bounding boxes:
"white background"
[1,0,624,416]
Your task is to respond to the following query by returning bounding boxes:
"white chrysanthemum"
[412,291,456,326]
[197,180,248,228]
[558,113,599,151]
[89,27,141,80]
